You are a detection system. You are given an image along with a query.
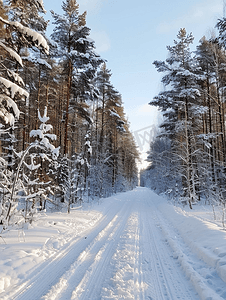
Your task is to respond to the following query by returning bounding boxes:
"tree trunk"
[64,60,72,155]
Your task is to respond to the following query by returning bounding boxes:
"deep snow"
[0,188,226,299]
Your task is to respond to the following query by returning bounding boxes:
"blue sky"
[43,0,223,165]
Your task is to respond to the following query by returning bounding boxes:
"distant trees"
[82,62,139,199]
[0,0,139,227]
[142,24,226,208]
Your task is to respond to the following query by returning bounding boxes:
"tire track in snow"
[70,201,133,300]
[133,212,145,300]
[139,200,166,299]
[100,207,146,299]
[41,214,120,300]
[6,200,127,300]
[3,188,214,300]
[41,201,132,300]
[140,195,198,300]
[155,201,226,299]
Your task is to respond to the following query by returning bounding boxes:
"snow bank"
[0,207,103,294]
[1,188,226,299]
[154,193,226,285]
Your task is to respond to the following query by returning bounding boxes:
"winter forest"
[0,0,139,228]
[3,0,226,234]
[141,20,226,210]
[3,0,226,298]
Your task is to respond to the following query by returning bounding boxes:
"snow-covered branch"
[0,17,49,55]
[0,41,23,67]
[0,77,29,99]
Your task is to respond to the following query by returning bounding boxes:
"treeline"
[0,0,138,226]
[140,21,226,208]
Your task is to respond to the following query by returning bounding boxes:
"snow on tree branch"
[35,0,46,13]
[30,107,60,158]
[0,94,20,125]
[38,108,49,123]
[7,70,25,86]
[0,17,49,55]
[0,77,29,99]
[22,56,52,69]
[0,41,23,67]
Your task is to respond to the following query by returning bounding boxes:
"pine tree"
[195,37,223,202]
[51,0,102,156]
[0,0,50,226]
[150,28,204,208]
[89,63,138,196]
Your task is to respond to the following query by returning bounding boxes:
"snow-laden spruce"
[2,107,60,227]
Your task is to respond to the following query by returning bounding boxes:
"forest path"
[4,188,219,300]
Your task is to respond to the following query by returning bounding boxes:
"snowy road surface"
[2,188,226,299]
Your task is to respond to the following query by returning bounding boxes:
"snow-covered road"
[2,187,226,299]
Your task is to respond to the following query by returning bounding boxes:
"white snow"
[0,17,49,55]
[23,57,51,69]
[0,95,20,125]
[0,42,23,67]
[30,107,60,158]
[38,107,49,123]
[179,88,201,99]
[23,160,41,171]
[7,70,25,86]
[85,140,92,154]
[0,77,29,99]
[110,110,121,119]
[1,188,226,299]
[35,0,46,13]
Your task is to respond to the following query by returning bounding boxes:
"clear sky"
[43,0,223,166]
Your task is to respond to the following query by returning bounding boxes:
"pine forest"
[3,2,226,299]
[3,0,226,230]
[0,0,139,228]
[141,22,226,210]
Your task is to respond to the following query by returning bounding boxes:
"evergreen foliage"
[142,25,226,209]
[0,0,139,229]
